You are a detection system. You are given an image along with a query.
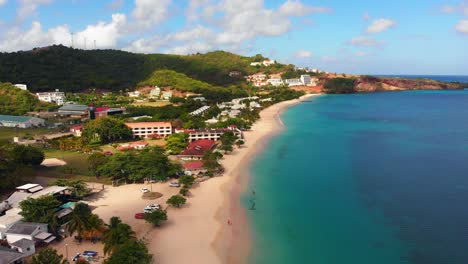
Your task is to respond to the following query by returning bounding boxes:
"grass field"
[0,127,52,144]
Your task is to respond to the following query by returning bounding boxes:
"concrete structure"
[250,62,262,66]
[0,115,45,128]
[267,78,284,86]
[58,104,89,117]
[285,79,303,87]
[178,140,216,160]
[125,122,172,138]
[300,75,312,85]
[95,106,125,118]
[0,209,22,240]
[149,86,161,98]
[262,59,276,66]
[161,91,173,100]
[181,126,242,142]
[36,90,65,105]
[0,247,24,264]
[5,222,54,245]
[190,106,211,116]
[192,97,206,102]
[10,239,35,257]
[13,84,27,91]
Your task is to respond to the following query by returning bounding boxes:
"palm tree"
[66,203,92,239]
[102,217,135,255]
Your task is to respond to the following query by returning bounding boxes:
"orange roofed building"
[125,122,172,138]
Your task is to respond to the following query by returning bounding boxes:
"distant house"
[229,71,242,77]
[58,104,89,118]
[10,238,35,257]
[128,91,141,98]
[117,141,149,151]
[149,86,161,98]
[0,209,23,240]
[5,222,55,245]
[262,59,276,66]
[192,97,206,102]
[70,125,83,137]
[190,106,210,116]
[125,122,172,138]
[0,115,45,128]
[183,161,207,176]
[250,62,262,66]
[13,84,27,91]
[94,106,125,118]
[178,140,216,160]
[161,91,173,100]
[300,75,311,85]
[36,90,65,105]
[0,247,24,264]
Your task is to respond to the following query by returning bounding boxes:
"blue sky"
[0,0,467,75]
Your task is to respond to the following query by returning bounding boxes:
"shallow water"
[246,90,468,264]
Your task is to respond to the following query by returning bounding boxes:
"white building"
[125,122,172,138]
[300,75,312,85]
[250,62,262,66]
[262,59,276,66]
[128,91,141,97]
[267,78,284,86]
[180,126,243,142]
[190,106,211,116]
[149,86,161,98]
[5,222,54,245]
[36,90,65,105]
[161,91,173,100]
[285,79,303,87]
[14,84,27,91]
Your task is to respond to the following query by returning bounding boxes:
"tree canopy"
[31,248,68,264]
[166,195,187,208]
[104,240,153,264]
[0,83,57,115]
[19,195,61,224]
[144,209,168,227]
[323,78,356,94]
[165,133,189,154]
[82,117,133,144]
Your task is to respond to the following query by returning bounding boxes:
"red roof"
[179,139,216,156]
[183,161,205,170]
[95,106,110,112]
[70,125,83,131]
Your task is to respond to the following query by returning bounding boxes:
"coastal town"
[0,49,323,264]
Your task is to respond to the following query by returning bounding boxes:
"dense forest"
[0,45,291,93]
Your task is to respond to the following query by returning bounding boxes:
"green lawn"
[0,127,52,144]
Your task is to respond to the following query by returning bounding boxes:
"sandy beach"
[51,94,319,264]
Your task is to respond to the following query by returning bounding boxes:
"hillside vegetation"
[0,45,290,93]
[0,83,56,115]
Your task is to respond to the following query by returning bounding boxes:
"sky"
[0,0,467,75]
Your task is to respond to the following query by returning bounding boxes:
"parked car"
[169,182,180,187]
[143,204,160,213]
[83,251,98,257]
[135,213,145,219]
[140,188,150,193]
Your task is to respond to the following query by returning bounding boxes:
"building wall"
[130,125,172,138]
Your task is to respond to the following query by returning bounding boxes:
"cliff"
[354,76,466,93]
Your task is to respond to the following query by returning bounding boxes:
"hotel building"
[125,122,172,138]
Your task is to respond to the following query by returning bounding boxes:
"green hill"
[0,83,56,115]
[0,45,291,93]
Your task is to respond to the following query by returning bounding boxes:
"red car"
[134,213,145,219]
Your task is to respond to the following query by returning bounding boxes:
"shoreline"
[214,93,321,264]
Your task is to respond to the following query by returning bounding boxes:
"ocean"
[245,77,468,264]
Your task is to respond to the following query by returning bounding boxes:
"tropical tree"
[166,195,187,208]
[165,132,189,154]
[179,188,189,197]
[103,217,136,255]
[31,248,68,264]
[82,117,133,144]
[50,179,91,198]
[144,209,168,227]
[235,139,245,148]
[104,240,153,264]
[178,175,195,188]
[19,195,61,224]
[220,131,236,153]
[202,150,222,172]
[66,203,94,239]
[88,152,108,176]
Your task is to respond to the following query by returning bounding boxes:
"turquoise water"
[245,90,468,264]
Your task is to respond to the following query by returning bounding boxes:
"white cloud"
[278,0,331,16]
[0,0,7,6]
[366,18,395,34]
[294,50,313,58]
[132,0,171,29]
[440,1,468,15]
[0,13,127,51]
[17,0,53,20]
[349,36,384,46]
[455,19,468,34]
